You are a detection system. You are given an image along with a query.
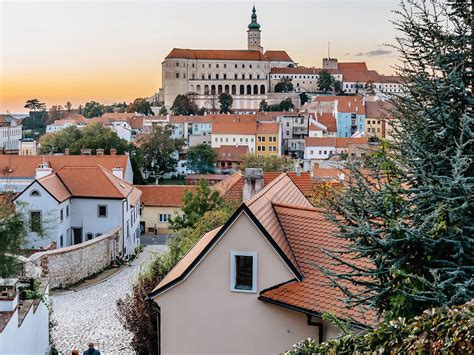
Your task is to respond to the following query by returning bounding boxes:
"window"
[159,214,171,222]
[30,211,41,233]
[98,205,107,218]
[230,251,257,292]
[66,205,69,217]
[60,209,64,222]
[30,189,40,197]
[86,233,93,241]
[60,235,63,247]
[176,73,180,79]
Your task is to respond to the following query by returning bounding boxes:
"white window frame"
[230,251,257,293]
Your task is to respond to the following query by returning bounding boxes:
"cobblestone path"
[51,245,165,355]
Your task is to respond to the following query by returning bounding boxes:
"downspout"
[306,314,324,344]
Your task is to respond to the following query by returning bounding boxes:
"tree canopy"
[274,77,294,93]
[82,101,106,118]
[24,98,46,111]
[170,94,198,115]
[239,154,292,172]
[127,98,153,115]
[318,70,335,93]
[279,97,295,111]
[187,144,217,174]
[218,93,233,113]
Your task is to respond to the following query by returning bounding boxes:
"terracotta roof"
[88,117,112,126]
[270,67,341,75]
[136,185,197,207]
[213,172,244,202]
[365,101,393,118]
[341,70,381,83]
[260,204,376,326]
[49,119,83,126]
[165,48,268,61]
[56,112,87,123]
[337,96,365,113]
[264,50,293,62]
[309,123,323,131]
[335,137,368,148]
[38,174,72,202]
[101,113,137,120]
[315,113,337,132]
[262,172,314,197]
[305,137,337,147]
[0,155,130,179]
[380,75,403,84]
[338,62,368,70]
[215,145,249,162]
[212,121,257,135]
[256,122,279,134]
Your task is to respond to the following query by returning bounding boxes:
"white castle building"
[159,6,294,111]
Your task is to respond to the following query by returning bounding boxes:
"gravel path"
[51,245,165,355]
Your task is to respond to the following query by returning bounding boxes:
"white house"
[0,114,22,151]
[147,171,374,354]
[0,278,50,355]
[304,137,337,160]
[211,121,257,153]
[13,165,142,257]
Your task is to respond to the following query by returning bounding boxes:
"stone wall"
[24,229,120,289]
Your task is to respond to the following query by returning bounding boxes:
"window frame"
[97,204,108,218]
[230,251,257,293]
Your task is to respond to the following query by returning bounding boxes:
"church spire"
[248,5,261,30]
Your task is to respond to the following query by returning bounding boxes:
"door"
[72,228,82,245]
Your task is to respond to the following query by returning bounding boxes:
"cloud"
[354,49,392,57]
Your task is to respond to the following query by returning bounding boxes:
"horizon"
[1,0,400,113]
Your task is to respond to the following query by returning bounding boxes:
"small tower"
[247,5,263,52]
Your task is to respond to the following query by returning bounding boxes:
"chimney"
[80,148,92,155]
[110,148,117,156]
[35,162,52,179]
[242,168,264,201]
[112,166,124,180]
[295,163,302,176]
[96,148,104,156]
[64,148,70,156]
[0,278,19,312]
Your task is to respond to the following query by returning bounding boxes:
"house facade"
[148,172,373,354]
[14,166,141,257]
[0,114,22,151]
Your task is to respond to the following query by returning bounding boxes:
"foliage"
[239,154,292,172]
[0,196,28,277]
[158,106,168,115]
[317,0,473,321]
[279,98,295,111]
[39,123,130,154]
[127,98,153,115]
[65,101,72,111]
[274,77,294,93]
[24,98,46,111]
[286,303,474,354]
[170,94,198,116]
[365,80,376,94]
[299,92,309,105]
[259,99,269,112]
[318,70,335,93]
[22,111,47,132]
[82,101,106,118]
[334,80,344,94]
[117,208,234,355]
[169,179,233,231]
[218,93,233,113]
[187,144,217,174]
[139,125,184,182]
[48,105,63,123]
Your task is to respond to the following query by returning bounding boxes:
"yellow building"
[137,185,196,234]
[256,122,280,157]
[365,101,393,139]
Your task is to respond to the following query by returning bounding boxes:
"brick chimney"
[80,148,92,155]
[242,168,264,202]
[96,148,104,156]
[112,166,124,180]
[110,148,117,156]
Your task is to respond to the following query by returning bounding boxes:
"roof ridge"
[100,166,132,198]
[272,202,317,213]
[245,172,287,206]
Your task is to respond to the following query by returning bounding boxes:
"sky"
[1,0,401,113]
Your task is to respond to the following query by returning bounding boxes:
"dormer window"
[230,251,257,293]
[30,190,40,197]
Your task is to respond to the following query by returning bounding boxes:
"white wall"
[211,134,256,153]
[304,145,335,160]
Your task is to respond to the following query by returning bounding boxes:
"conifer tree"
[321,0,473,320]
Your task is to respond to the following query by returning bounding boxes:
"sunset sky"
[1,0,401,113]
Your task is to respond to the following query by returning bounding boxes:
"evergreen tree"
[318,70,334,93]
[218,93,233,113]
[320,0,473,320]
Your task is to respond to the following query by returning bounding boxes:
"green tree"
[299,92,309,105]
[318,70,334,93]
[334,80,344,94]
[82,101,105,118]
[0,194,28,277]
[239,154,292,172]
[274,77,294,92]
[22,111,48,132]
[259,99,269,112]
[158,106,168,115]
[127,98,153,115]
[170,94,198,115]
[65,101,72,111]
[140,125,184,182]
[187,144,217,173]
[218,93,233,113]
[169,179,230,231]
[48,105,63,123]
[319,0,473,321]
[24,98,46,111]
[279,98,295,111]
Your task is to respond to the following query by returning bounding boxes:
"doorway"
[72,228,82,245]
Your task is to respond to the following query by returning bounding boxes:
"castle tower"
[247,5,263,52]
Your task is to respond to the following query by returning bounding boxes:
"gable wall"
[155,212,316,354]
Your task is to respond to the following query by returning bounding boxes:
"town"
[0,1,472,355]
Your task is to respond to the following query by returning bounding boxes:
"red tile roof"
[212,121,257,135]
[213,172,244,202]
[341,69,381,83]
[165,48,268,61]
[365,101,394,118]
[335,137,368,148]
[305,137,337,147]
[264,50,293,62]
[256,122,279,134]
[316,113,337,133]
[380,75,403,84]
[260,203,376,326]
[0,155,130,178]
[338,62,368,70]
[136,185,197,207]
[215,145,249,163]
